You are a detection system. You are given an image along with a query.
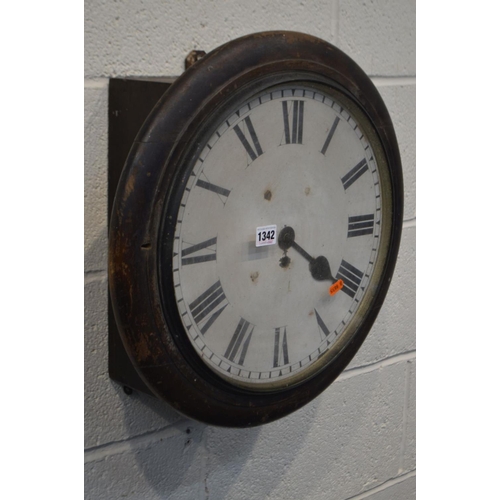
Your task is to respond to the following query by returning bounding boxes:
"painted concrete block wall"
[84,1,416,498]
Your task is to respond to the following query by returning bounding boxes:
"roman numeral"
[188,280,228,334]
[282,100,304,144]
[320,116,340,155]
[314,309,330,339]
[336,260,364,298]
[224,318,254,365]
[181,237,217,265]
[233,116,263,162]
[347,214,375,238]
[195,178,230,204]
[273,327,289,368]
[341,158,369,190]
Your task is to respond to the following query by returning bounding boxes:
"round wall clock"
[108,31,403,427]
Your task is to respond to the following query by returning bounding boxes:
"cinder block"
[338,0,416,76]
[402,359,416,472]
[377,84,416,221]
[84,85,108,272]
[84,0,334,78]
[84,425,205,500]
[85,276,183,449]
[204,362,406,500]
[350,225,415,368]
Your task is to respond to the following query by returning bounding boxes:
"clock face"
[166,83,392,390]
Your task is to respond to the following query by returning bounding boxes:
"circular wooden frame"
[108,31,404,427]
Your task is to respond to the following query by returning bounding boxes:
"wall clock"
[108,31,403,427]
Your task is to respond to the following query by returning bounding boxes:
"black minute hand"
[278,226,335,282]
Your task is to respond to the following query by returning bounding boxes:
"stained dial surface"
[171,85,385,389]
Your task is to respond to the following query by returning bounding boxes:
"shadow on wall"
[116,360,402,500]
[86,220,373,500]
[116,385,323,500]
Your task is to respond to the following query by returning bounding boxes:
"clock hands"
[278,226,314,263]
[278,226,344,295]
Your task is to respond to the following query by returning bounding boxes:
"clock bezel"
[108,31,404,427]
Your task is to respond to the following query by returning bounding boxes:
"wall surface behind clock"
[84,1,416,499]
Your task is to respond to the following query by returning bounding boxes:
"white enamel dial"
[170,84,388,390]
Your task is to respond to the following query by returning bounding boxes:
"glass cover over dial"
[169,84,390,390]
